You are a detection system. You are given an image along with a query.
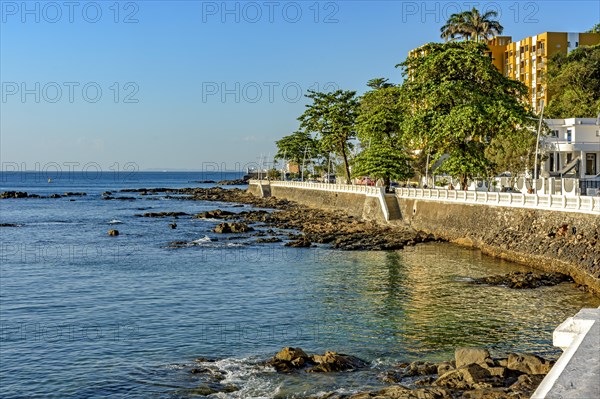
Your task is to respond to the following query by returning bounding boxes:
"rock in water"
[266,347,313,372]
[455,347,491,368]
[507,353,554,375]
[307,351,367,373]
[108,230,119,236]
[169,223,177,229]
[213,222,253,234]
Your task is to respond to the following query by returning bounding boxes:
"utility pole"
[533,103,545,183]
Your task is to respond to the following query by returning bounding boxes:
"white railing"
[395,188,600,214]
[250,180,383,196]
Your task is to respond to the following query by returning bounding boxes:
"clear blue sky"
[1,0,599,171]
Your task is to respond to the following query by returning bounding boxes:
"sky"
[1,0,599,172]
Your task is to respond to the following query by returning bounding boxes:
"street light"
[533,103,545,182]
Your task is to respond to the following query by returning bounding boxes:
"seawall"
[248,181,600,295]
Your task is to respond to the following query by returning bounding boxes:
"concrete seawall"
[249,181,600,295]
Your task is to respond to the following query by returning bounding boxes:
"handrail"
[395,187,600,215]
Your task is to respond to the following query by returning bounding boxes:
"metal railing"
[395,188,600,214]
[250,180,382,196]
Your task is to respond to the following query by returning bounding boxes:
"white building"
[541,118,600,179]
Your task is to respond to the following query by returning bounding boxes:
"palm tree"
[440,7,503,43]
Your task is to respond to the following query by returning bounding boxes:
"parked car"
[357,177,376,186]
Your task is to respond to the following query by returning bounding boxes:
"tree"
[588,23,600,34]
[274,131,319,177]
[546,44,600,118]
[355,79,413,187]
[440,7,503,43]
[352,142,413,185]
[298,90,359,184]
[399,42,536,189]
[485,128,537,187]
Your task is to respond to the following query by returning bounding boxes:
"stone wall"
[397,197,600,295]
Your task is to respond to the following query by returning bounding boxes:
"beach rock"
[213,222,254,234]
[217,179,248,185]
[472,271,572,289]
[140,211,188,218]
[255,237,282,243]
[108,230,119,236]
[455,347,491,368]
[307,351,367,373]
[507,353,554,375]
[285,237,312,247]
[193,209,235,219]
[508,373,545,391]
[461,389,514,399]
[1,191,29,199]
[169,223,177,229]
[434,363,502,390]
[437,361,455,376]
[401,361,439,377]
[266,347,313,372]
[347,385,452,399]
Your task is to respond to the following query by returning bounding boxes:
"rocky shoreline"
[188,346,554,398]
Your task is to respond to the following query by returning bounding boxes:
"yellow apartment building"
[487,32,600,113]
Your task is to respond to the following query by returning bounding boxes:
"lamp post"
[533,103,545,183]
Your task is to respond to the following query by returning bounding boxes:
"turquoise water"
[1,172,598,398]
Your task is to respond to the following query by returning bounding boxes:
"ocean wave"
[192,236,212,245]
[107,219,124,225]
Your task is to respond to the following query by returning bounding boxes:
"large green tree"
[546,44,600,118]
[440,7,503,43]
[298,90,359,184]
[484,128,537,186]
[274,131,319,176]
[399,42,535,189]
[355,78,413,187]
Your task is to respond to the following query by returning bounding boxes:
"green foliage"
[274,131,319,166]
[588,24,600,34]
[546,44,600,118]
[485,128,537,181]
[298,90,359,184]
[352,142,413,183]
[399,41,535,189]
[440,7,503,43]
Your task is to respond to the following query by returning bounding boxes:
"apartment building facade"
[486,32,599,113]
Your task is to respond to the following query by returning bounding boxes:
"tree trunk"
[384,176,391,192]
[340,144,351,184]
[460,175,469,191]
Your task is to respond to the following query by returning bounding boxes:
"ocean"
[1,171,598,398]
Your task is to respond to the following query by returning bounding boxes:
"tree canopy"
[399,41,535,189]
[298,90,359,184]
[546,44,600,118]
[274,131,319,169]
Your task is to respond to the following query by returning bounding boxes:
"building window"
[567,41,571,47]
[566,129,572,143]
[549,154,555,172]
[576,42,579,47]
[597,130,600,137]
[551,130,559,137]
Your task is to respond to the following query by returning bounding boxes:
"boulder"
[403,361,439,377]
[307,351,367,372]
[108,230,119,236]
[193,209,236,219]
[437,361,455,376]
[266,347,313,373]
[455,347,491,368]
[434,364,502,390]
[285,237,312,247]
[507,353,554,375]
[213,222,254,234]
[348,386,452,399]
[508,373,545,392]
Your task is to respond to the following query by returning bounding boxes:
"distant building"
[409,32,600,113]
[541,118,600,179]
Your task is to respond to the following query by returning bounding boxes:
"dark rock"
[472,271,573,289]
[63,192,86,196]
[213,222,253,234]
[347,386,452,399]
[256,237,282,243]
[108,230,119,236]
[169,223,177,229]
[0,223,20,227]
[285,237,312,247]
[434,363,503,390]
[216,179,248,185]
[266,347,314,373]
[49,194,62,198]
[193,209,235,219]
[1,191,29,199]
[306,351,367,373]
[140,212,188,218]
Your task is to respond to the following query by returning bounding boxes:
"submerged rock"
[193,209,236,219]
[266,347,366,374]
[140,211,188,218]
[472,271,572,289]
[108,230,119,236]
